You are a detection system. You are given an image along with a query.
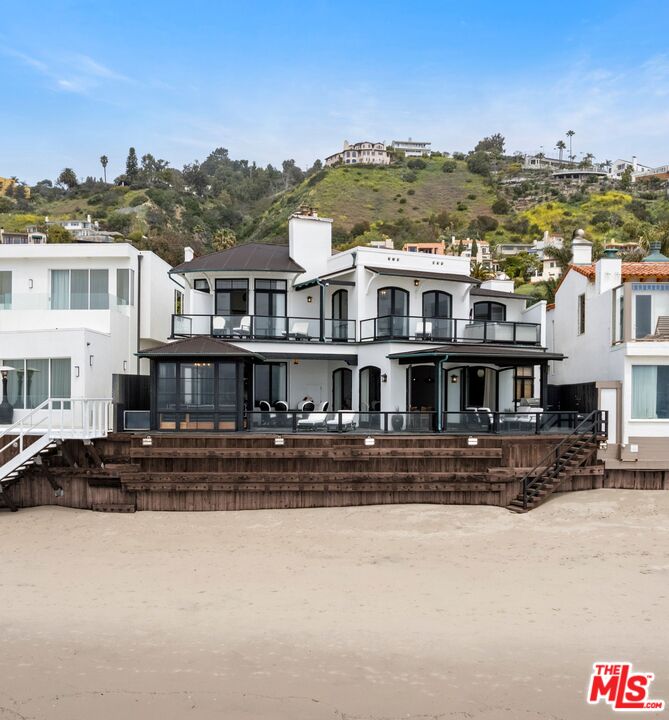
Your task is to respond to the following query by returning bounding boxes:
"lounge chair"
[212,316,227,336]
[297,399,315,412]
[318,400,329,412]
[296,412,328,430]
[283,321,310,340]
[415,320,433,340]
[326,412,356,431]
[233,316,251,337]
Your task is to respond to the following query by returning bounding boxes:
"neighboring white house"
[529,232,564,284]
[28,215,118,243]
[547,237,669,465]
[142,209,556,433]
[324,141,390,167]
[609,157,653,179]
[391,139,432,157]
[0,242,179,426]
[0,228,47,245]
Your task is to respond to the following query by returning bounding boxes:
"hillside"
[245,157,498,242]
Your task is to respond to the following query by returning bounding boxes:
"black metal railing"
[519,410,607,509]
[171,314,356,342]
[359,315,541,344]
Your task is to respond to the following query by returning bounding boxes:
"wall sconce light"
[307,295,313,303]
[477,368,485,378]
[274,436,285,447]
[142,436,153,447]
[467,436,478,446]
[74,366,80,377]
[414,279,420,287]
[123,360,128,372]
[364,436,375,447]
[89,355,94,367]
[28,279,33,289]
[381,373,388,383]
[293,359,300,365]
[450,374,458,383]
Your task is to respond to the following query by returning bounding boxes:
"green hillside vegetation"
[2,135,669,270]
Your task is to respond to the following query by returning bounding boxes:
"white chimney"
[571,229,592,265]
[595,254,622,295]
[86,214,91,224]
[184,246,194,262]
[288,211,332,277]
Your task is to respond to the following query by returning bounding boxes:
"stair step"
[91,503,136,513]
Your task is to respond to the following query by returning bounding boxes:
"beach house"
[548,237,669,468]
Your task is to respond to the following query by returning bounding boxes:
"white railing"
[0,398,112,457]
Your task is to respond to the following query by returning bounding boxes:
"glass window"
[174,289,184,314]
[25,358,49,408]
[473,301,506,322]
[332,368,352,411]
[632,365,669,419]
[156,362,178,410]
[193,279,210,293]
[217,362,237,411]
[70,270,89,309]
[359,366,381,412]
[90,270,109,309]
[514,366,534,401]
[3,359,24,408]
[635,294,651,338]
[51,270,70,309]
[0,271,11,309]
[180,362,215,409]
[0,358,71,409]
[377,287,409,338]
[254,279,286,317]
[50,359,71,399]
[117,268,135,305]
[331,289,348,340]
[253,363,286,407]
[577,294,586,335]
[423,290,452,318]
[215,279,248,315]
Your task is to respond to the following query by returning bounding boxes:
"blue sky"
[2,0,669,183]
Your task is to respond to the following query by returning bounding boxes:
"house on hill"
[324,141,390,167]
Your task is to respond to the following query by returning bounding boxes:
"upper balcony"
[360,315,541,344]
[613,282,669,343]
[172,314,356,342]
[171,313,542,346]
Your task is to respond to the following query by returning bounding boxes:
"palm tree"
[583,152,594,167]
[536,151,546,168]
[544,242,574,275]
[470,262,493,281]
[100,155,109,183]
[556,140,566,164]
[536,276,560,303]
[566,130,575,163]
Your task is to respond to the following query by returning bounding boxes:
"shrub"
[401,171,417,183]
[452,152,466,161]
[407,158,427,170]
[456,202,468,211]
[467,193,477,200]
[491,197,510,214]
[441,159,457,173]
[399,198,407,204]
[407,188,415,195]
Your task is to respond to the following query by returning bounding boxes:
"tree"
[556,140,566,164]
[544,242,574,275]
[182,161,208,196]
[442,159,457,173]
[125,147,139,183]
[536,151,546,168]
[470,238,478,259]
[466,151,491,176]
[474,133,505,155]
[47,225,74,243]
[566,130,575,162]
[57,167,78,190]
[470,261,492,281]
[100,155,109,183]
[535,277,559,303]
[501,252,541,282]
[619,166,633,190]
[211,228,236,251]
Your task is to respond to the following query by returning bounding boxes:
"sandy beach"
[0,489,667,719]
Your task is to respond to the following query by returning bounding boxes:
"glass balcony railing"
[359,315,541,344]
[171,314,357,342]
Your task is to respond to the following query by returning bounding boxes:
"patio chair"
[318,400,329,412]
[296,412,328,430]
[212,316,227,336]
[274,400,288,412]
[297,399,315,412]
[283,320,310,340]
[415,320,433,340]
[233,316,252,337]
[326,412,356,431]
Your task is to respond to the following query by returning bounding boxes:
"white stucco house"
[134,210,566,434]
[0,241,180,428]
[547,235,669,465]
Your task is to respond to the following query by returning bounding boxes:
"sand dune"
[0,489,667,719]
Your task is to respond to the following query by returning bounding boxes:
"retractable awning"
[388,343,564,365]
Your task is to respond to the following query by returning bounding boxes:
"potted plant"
[391,407,404,431]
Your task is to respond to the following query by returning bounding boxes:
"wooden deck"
[1,431,630,512]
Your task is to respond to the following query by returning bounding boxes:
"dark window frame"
[422,290,452,318]
[473,301,506,322]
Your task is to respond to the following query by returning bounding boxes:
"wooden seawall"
[1,432,627,512]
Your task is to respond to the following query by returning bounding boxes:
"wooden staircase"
[507,411,606,513]
[0,437,60,511]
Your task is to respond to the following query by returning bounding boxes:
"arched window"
[359,366,381,412]
[422,290,452,318]
[331,289,349,341]
[377,287,409,338]
[473,301,506,322]
[332,367,352,410]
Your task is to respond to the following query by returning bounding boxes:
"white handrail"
[0,398,113,457]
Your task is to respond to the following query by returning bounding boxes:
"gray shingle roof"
[171,243,305,274]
